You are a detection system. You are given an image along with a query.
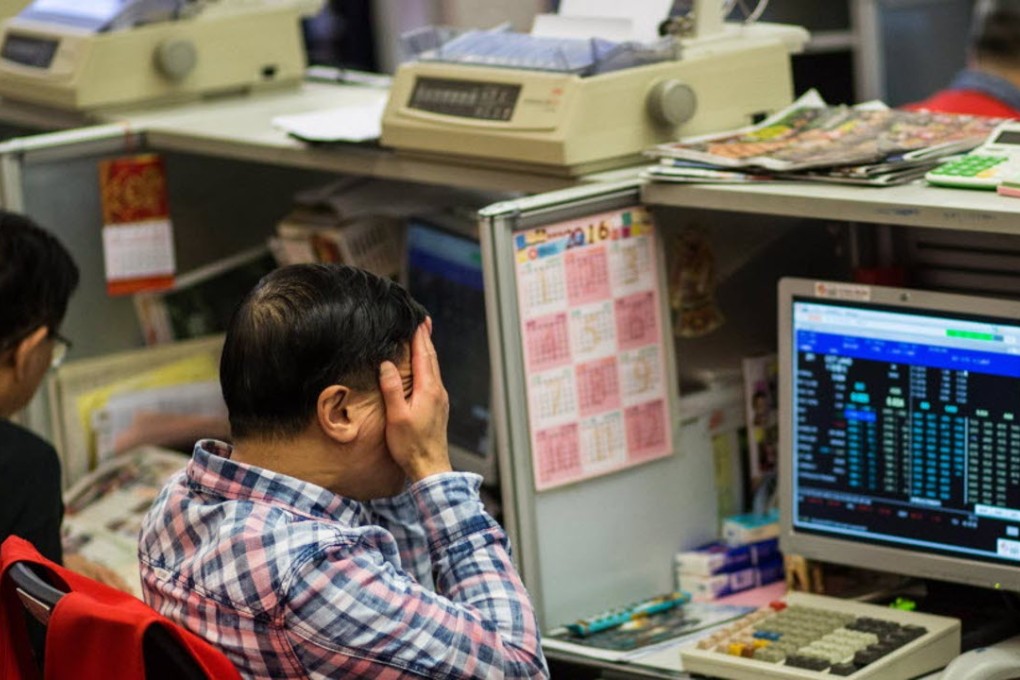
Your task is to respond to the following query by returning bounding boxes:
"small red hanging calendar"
[98,154,176,296]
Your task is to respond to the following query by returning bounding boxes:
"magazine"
[133,246,276,345]
[775,164,936,187]
[743,354,779,498]
[62,446,189,597]
[641,163,772,184]
[650,90,1004,173]
[543,600,752,663]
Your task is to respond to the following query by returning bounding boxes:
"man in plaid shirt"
[138,264,548,679]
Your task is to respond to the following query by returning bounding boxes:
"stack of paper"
[271,96,388,144]
[644,91,1005,187]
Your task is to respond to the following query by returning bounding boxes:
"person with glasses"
[48,331,72,370]
[0,210,126,591]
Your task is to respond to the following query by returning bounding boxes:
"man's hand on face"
[379,319,452,482]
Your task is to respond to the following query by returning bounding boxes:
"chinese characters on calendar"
[514,206,673,491]
[98,154,176,296]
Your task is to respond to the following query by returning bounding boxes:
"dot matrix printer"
[381,0,809,176]
[0,0,324,112]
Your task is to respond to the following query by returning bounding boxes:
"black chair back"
[10,561,63,623]
[143,625,210,680]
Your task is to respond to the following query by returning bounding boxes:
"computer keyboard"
[680,592,961,679]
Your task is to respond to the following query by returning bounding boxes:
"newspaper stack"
[643,90,1005,187]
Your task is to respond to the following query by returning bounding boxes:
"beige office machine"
[382,4,808,176]
[0,0,323,112]
[0,1,30,24]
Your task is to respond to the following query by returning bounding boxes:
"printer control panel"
[1,32,59,68]
[409,77,521,122]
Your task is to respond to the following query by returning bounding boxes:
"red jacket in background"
[903,69,1020,119]
[0,535,240,680]
[903,88,1020,119]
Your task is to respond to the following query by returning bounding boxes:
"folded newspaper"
[645,90,1004,183]
[62,446,189,597]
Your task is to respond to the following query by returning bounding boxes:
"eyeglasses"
[49,331,72,369]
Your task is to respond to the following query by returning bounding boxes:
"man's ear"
[10,326,48,381]
[317,384,361,445]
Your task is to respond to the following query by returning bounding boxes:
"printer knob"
[647,80,696,127]
[155,39,197,81]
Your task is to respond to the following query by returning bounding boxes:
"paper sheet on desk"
[531,14,635,42]
[271,98,386,143]
[553,0,673,42]
[543,601,752,666]
[621,615,764,673]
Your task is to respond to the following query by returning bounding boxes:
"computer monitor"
[779,278,1020,594]
[405,217,497,484]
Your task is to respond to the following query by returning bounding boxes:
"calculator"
[926,121,1020,189]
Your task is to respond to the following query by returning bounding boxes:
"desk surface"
[98,82,591,195]
[545,584,790,680]
[0,82,600,195]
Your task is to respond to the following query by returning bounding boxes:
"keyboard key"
[853,648,883,666]
[830,662,859,676]
[785,653,830,670]
[753,647,786,663]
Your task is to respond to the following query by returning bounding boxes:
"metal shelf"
[642,178,1020,234]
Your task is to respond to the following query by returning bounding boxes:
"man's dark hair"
[0,211,79,350]
[221,264,427,440]
[973,0,1020,68]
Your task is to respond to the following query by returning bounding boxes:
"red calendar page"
[514,206,673,491]
[98,154,176,296]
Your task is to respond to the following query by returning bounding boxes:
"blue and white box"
[722,509,781,546]
[675,537,780,577]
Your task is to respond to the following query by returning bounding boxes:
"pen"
[565,592,691,637]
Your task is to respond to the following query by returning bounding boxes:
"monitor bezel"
[779,277,1020,593]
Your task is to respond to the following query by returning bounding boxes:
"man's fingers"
[421,327,442,383]
[411,322,436,386]
[379,361,408,414]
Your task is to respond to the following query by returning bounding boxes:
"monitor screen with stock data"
[779,278,1020,593]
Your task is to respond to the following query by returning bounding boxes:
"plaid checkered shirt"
[138,440,548,679]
